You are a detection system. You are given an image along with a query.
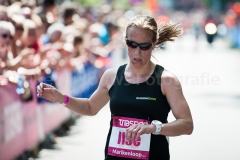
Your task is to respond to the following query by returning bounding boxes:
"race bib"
[108,116,151,159]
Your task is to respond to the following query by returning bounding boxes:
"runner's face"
[126,27,154,68]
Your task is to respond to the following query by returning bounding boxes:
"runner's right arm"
[37,68,116,116]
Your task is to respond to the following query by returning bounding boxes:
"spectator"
[21,19,39,53]
[47,22,65,43]
[0,21,15,85]
[62,6,76,26]
[0,5,8,21]
[10,14,25,58]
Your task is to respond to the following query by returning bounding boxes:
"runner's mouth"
[134,58,142,63]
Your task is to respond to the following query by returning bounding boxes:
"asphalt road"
[36,34,240,160]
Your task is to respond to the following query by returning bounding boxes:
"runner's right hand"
[36,82,64,104]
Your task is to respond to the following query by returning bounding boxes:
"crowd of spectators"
[0,0,130,91]
[224,2,240,48]
[2,0,239,91]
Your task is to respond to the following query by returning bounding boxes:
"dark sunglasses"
[125,38,153,50]
[1,33,13,40]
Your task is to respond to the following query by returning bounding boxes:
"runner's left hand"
[126,124,156,141]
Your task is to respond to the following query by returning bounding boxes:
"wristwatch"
[151,120,162,135]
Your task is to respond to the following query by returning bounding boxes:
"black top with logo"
[105,64,171,160]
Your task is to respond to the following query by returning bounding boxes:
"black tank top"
[105,64,171,160]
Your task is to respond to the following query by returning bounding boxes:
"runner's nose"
[134,46,141,55]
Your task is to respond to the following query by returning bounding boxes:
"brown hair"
[126,15,182,46]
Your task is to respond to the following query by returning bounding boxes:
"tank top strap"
[153,64,164,82]
[116,64,127,77]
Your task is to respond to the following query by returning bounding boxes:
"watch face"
[156,121,162,125]
[151,120,162,135]
[153,120,162,125]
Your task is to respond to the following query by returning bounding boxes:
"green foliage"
[71,0,104,6]
[71,0,131,9]
[112,0,130,10]
[201,0,211,6]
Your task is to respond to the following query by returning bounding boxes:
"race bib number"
[108,116,151,159]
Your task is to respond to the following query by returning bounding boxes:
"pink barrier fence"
[0,69,71,160]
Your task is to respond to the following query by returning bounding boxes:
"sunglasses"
[125,38,153,50]
[1,33,13,40]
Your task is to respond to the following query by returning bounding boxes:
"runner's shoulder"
[100,68,118,87]
[104,68,118,77]
[162,69,180,84]
[161,69,182,95]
